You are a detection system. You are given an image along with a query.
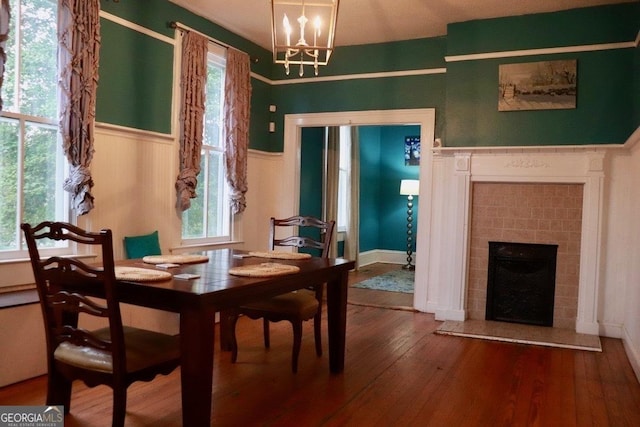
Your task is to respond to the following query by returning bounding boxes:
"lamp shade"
[400,179,420,196]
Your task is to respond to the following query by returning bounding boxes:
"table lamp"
[400,179,420,270]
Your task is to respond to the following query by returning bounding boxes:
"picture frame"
[404,136,420,166]
[498,59,577,111]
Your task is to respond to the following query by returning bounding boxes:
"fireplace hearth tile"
[435,320,601,352]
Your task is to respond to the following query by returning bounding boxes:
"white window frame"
[180,42,235,246]
[336,126,351,233]
[0,0,71,261]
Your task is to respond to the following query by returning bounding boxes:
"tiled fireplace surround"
[424,147,605,336]
[467,182,582,330]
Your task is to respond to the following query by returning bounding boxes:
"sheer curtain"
[58,0,101,215]
[0,0,9,111]
[325,126,359,263]
[345,127,360,268]
[324,127,340,258]
[223,48,251,214]
[175,31,208,212]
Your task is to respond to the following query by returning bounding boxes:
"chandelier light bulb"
[283,14,291,45]
[297,14,308,45]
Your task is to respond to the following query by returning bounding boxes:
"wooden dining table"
[114,248,355,427]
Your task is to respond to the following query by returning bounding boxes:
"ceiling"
[168,0,630,50]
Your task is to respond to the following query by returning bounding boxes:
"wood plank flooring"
[347,263,415,310]
[1,264,639,426]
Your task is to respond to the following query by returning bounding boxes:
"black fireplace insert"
[486,241,558,327]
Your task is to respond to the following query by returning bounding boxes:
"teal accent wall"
[97,19,173,133]
[99,0,270,66]
[358,126,381,252]
[97,0,272,136]
[299,127,324,219]
[271,37,447,80]
[249,79,273,151]
[98,2,637,150]
[269,72,447,152]
[446,49,635,147]
[299,125,420,253]
[371,125,421,252]
[446,4,639,56]
[445,2,639,147]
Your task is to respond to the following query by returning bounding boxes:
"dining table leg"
[325,270,349,373]
[218,309,233,351]
[179,308,216,427]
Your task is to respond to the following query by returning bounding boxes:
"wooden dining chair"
[229,216,335,373]
[21,222,180,427]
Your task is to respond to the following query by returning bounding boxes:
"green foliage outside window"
[0,0,64,253]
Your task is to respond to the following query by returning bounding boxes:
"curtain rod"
[169,21,259,63]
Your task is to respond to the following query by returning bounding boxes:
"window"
[181,44,232,243]
[0,0,69,259]
[336,126,351,232]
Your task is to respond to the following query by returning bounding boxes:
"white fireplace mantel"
[416,145,611,335]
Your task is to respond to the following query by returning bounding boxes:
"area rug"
[352,269,414,293]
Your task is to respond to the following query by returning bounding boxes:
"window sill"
[0,253,95,265]
[171,240,244,253]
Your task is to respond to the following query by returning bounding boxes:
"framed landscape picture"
[498,59,577,111]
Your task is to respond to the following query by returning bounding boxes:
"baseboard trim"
[599,321,623,339]
[435,308,466,322]
[358,249,414,267]
[622,326,640,384]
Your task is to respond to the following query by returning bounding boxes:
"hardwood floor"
[2,265,639,426]
[347,263,415,310]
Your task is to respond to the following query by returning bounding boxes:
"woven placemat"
[248,251,312,260]
[115,266,173,282]
[142,254,209,264]
[229,262,300,277]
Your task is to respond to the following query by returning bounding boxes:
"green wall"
[299,127,324,219]
[269,72,446,152]
[97,0,272,138]
[97,18,173,133]
[371,125,421,252]
[445,2,639,147]
[267,36,447,152]
[97,1,638,150]
[446,4,638,55]
[446,49,635,147]
[358,127,381,252]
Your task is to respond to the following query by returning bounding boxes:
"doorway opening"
[282,109,436,312]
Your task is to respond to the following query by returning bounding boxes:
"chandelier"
[270,0,339,77]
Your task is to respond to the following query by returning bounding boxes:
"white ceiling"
[168,0,630,50]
